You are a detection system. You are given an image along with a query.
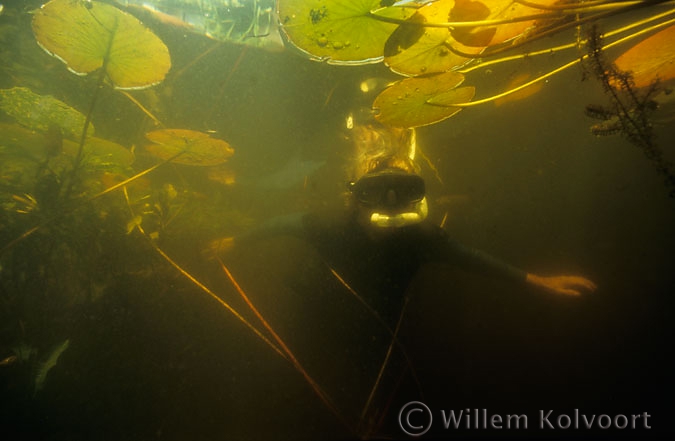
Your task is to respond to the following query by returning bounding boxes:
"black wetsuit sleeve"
[437,233,528,283]
[234,212,306,245]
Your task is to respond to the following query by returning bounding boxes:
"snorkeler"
[208,121,596,322]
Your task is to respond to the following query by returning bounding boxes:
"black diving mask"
[348,170,426,208]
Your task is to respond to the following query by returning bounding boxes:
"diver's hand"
[526,274,597,297]
[202,237,235,260]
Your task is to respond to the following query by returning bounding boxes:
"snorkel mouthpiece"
[369,197,428,228]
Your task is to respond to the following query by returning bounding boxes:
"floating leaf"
[449,0,496,47]
[614,24,675,89]
[62,137,135,168]
[384,0,481,75]
[32,0,171,89]
[145,129,234,166]
[384,0,562,75]
[278,0,414,64]
[373,71,475,127]
[494,72,543,106]
[208,165,236,186]
[0,87,94,139]
[472,0,560,48]
[0,123,46,157]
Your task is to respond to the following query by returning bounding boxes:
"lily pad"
[614,24,675,89]
[32,0,171,89]
[373,71,475,127]
[278,0,414,64]
[0,123,133,189]
[476,0,561,49]
[62,137,135,168]
[0,87,94,139]
[384,0,482,75]
[145,129,234,166]
[0,122,51,161]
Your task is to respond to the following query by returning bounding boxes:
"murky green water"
[1,1,674,440]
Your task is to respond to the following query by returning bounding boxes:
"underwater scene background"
[1,0,674,440]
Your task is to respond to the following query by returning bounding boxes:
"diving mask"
[348,169,428,227]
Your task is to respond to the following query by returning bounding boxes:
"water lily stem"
[62,15,118,200]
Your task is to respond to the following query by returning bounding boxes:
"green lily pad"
[0,87,94,140]
[32,0,171,89]
[145,129,234,166]
[373,71,475,127]
[278,0,415,64]
[63,137,135,168]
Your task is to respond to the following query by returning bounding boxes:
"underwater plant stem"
[62,68,106,200]
[459,6,675,74]
[171,41,223,83]
[0,225,42,256]
[206,46,249,118]
[88,150,186,202]
[368,0,656,29]
[587,24,675,195]
[219,260,354,434]
[142,236,286,359]
[329,267,393,335]
[453,58,578,107]
[360,296,409,429]
[118,91,163,127]
[0,149,188,256]
[450,15,675,108]
[63,15,119,200]
[328,266,423,390]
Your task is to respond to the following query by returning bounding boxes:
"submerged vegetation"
[584,24,675,196]
[0,0,674,438]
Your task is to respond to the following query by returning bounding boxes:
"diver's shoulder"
[302,208,355,234]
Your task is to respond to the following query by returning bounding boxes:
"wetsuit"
[236,211,527,324]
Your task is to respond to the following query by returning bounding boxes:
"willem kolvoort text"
[441,409,652,430]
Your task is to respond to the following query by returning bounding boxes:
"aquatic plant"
[144,129,234,166]
[32,0,170,90]
[585,24,675,196]
[33,339,70,395]
[32,0,171,196]
[0,87,95,139]
[1,2,177,400]
[278,0,675,127]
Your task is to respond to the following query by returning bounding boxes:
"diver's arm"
[235,212,306,243]
[443,238,596,296]
[525,273,597,296]
[204,212,306,257]
[444,239,528,283]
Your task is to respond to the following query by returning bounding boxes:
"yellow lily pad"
[373,71,475,127]
[278,0,414,64]
[614,24,675,89]
[145,129,234,166]
[0,87,94,140]
[476,0,561,49]
[32,0,171,89]
[384,0,482,75]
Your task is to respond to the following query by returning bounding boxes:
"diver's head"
[347,116,427,230]
[345,117,428,229]
[348,168,428,228]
